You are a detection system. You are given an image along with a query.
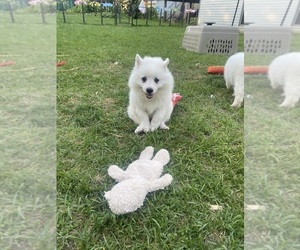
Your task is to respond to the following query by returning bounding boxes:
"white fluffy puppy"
[268,52,300,108]
[224,52,244,108]
[128,54,174,134]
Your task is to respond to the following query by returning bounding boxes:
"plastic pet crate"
[244,26,292,54]
[182,25,239,54]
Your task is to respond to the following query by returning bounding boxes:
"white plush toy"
[104,146,173,215]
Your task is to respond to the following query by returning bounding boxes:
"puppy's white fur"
[224,52,244,108]
[128,54,174,134]
[268,52,300,108]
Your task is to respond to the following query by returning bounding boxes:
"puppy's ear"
[135,54,143,68]
[163,58,170,68]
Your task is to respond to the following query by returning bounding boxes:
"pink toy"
[172,93,182,106]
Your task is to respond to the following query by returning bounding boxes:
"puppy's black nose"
[146,88,153,94]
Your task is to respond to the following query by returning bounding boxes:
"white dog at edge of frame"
[127,54,174,134]
[224,52,244,108]
[268,52,300,108]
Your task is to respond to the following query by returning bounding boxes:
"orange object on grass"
[243,66,268,74]
[207,66,224,74]
[207,66,268,74]
[0,61,16,67]
[56,61,66,67]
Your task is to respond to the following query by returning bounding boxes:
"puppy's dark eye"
[154,77,159,83]
[142,77,147,83]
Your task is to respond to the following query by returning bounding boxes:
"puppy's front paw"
[149,122,169,132]
[231,102,242,108]
[159,123,169,130]
[150,125,158,132]
[231,96,243,108]
[279,101,296,108]
[135,124,150,134]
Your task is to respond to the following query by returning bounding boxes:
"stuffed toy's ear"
[135,54,143,68]
[139,146,154,160]
[152,149,170,165]
[104,191,111,199]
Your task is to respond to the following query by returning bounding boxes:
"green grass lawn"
[244,35,300,249]
[0,12,56,249]
[57,14,244,249]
